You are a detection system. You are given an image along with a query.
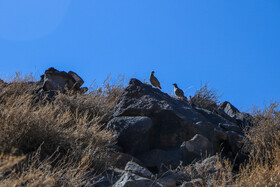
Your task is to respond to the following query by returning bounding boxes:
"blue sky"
[0,0,279,110]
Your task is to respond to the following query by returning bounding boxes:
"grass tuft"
[189,82,220,111]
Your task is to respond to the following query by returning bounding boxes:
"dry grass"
[0,147,115,186]
[233,101,280,186]
[189,82,220,112]
[0,73,124,186]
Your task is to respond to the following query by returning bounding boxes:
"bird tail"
[159,85,162,89]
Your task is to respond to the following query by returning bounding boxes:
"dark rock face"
[181,134,214,163]
[107,78,248,172]
[138,148,182,172]
[107,117,152,155]
[111,79,210,150]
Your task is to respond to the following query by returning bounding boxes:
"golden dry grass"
[233,101,280,186]
[0,73,124,186]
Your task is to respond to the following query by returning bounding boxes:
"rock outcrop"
[107,78,247,172]
[217,101,252,129]
[32,67,88,103]
[37,67,87,93]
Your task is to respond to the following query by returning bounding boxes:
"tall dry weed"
[190,82,220,111]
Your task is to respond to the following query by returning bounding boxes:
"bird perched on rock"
[173,83,187,100]
[150,71,162,89]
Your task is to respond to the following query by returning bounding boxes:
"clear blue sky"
[0,0,279,110]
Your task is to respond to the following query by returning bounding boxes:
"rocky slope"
[1,68,252,186]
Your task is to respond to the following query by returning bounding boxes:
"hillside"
[0,68,279,186]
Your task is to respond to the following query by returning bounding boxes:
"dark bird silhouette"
[150,71,162,89]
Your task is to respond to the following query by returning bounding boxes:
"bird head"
[151,71,155,74]
[173,83,178,88]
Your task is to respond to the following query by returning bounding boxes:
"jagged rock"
[181,134,214,163]
[113,172,163,187]
[138,148,182,173]
[218,101,252,128]
[218,101,240,118]
[39,67,86,92]
[124,161,154,179]
[107,117,152,155]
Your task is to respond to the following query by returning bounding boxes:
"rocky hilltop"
[103,78,250,186]
[0,68,257,186]
[108,78,249,165]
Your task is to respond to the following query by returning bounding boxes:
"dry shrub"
[235,139,280,186]
[190,83,220,112]
[233,101,280,186]
[244,101,280,157]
